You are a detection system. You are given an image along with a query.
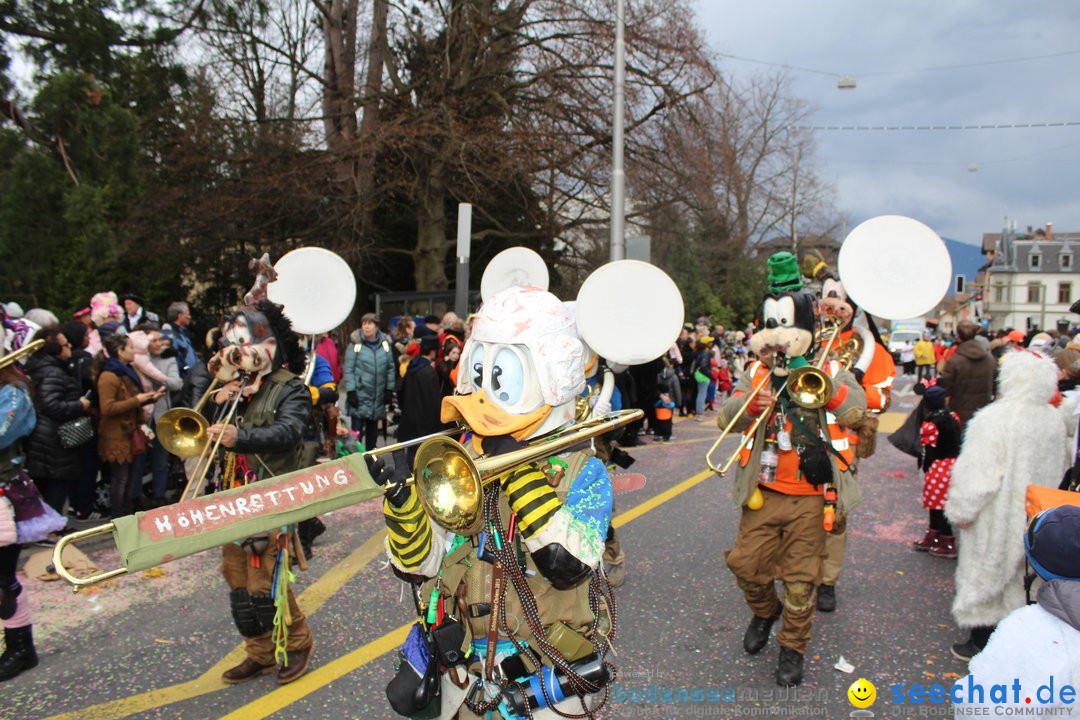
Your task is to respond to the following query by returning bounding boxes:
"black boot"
[776,646,804,686]
[0,626,39,682]
[816,585,836,613]
[743,608,781,655]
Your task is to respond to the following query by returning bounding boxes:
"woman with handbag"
[96,333,163,519]
[25,328,91,517]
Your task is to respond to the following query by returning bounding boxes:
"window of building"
[1028,282,1042,304]
[1030,253,1041,269]
[1060,282,1072,305]
[1063,253,1073,269]
[994,284,1007,303]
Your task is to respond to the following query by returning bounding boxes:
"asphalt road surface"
[3,384,969,720]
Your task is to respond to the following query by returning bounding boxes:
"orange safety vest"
[737,361,854,495]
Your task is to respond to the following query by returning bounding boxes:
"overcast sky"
[692,0,1080,247]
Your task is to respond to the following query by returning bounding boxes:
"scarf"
[103,356,144,392]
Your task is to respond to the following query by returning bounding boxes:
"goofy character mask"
[749,252,817,377]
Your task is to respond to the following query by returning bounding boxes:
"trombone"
[53,409,642,586]
[157,375,251,503]
[0,340,44,372]
[704,323,844,477]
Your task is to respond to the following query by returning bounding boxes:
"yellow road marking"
[877,411,906,434]
[626,436,711,451]
[43,528,388,720]
[612,470,712,528]
[227,468,717,719]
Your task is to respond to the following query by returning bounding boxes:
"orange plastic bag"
[1025,484,1080,520]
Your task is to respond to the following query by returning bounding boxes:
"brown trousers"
[821,527,847,586]
[221,539,313,666]
[725,490,825,654]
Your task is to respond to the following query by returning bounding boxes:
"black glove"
[347,390,359,407]
[366,454,409,507]
[481,434,524,457]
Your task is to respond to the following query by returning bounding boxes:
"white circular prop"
[838,215,952,320]
[576,260,684,365]
[480,247,549,303]
[267,247,357,335]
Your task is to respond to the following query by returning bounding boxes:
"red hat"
[1007,329,1026,343]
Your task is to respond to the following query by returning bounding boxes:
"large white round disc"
[838,215,952,320]
[576,260,684,365]
[480,247,549,303]
[267,247,357,335]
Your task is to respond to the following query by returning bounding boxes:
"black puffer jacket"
[26,353,86,481]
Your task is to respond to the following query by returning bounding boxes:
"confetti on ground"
[154,638,175,645]
[834,656,855,673]
[943,672,961,679]
[142,568,168,579]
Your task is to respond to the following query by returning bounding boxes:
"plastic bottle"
[758,437,778,484]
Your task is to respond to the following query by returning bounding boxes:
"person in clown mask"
[371,286,616,720]
[202,300,316,686]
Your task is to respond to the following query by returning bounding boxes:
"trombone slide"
[52,411,642,587]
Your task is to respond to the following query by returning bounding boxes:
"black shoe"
[0,626,39,682]
[951,640,980,662]
[816,585,836,613]
[776,647,804,686]
[743,609,781,655]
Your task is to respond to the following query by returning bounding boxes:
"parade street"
[3,380,964,720]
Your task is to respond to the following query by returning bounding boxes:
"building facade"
[983,223,1080,331]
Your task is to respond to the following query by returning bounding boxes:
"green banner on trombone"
[111,453,383,573]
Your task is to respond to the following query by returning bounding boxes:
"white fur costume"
[945,351,1069,628]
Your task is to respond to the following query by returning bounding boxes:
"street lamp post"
[609,0,626,262]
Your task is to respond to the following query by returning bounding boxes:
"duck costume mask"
[748,252,818,377]
[442,285,586,446]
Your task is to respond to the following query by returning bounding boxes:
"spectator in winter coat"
[314,332,343,385]
[147,331,183,503]
[691,336,715,420]
[343,313,396,451]
[939,320,997,424]
[25,328,91,514]
[121,292,159,331]
[396,336,444,466]
[60,320,100,520]
[954,506,1080,713]
[161,301,197,375]
[97,333,164,518]
[914,334,936,381]
[127,327,170,424]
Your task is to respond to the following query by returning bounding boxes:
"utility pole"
[609,0,626,262]
[455,203,472,316]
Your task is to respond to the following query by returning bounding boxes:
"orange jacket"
[737,361,855,495]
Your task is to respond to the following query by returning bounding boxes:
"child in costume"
[913,384,961,558]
